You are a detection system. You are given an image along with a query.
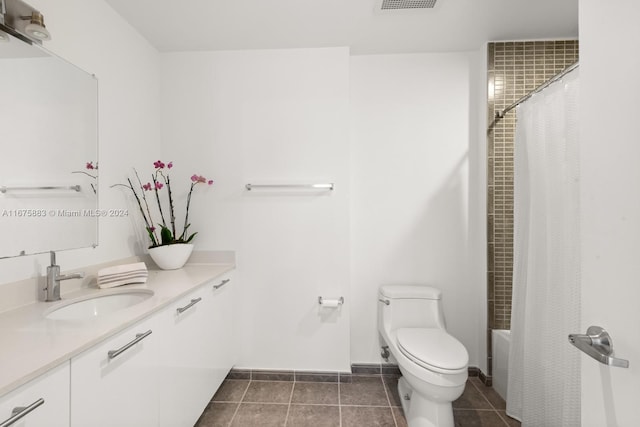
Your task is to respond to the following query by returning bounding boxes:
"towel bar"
[245,183,334,191]
[0,185,81,193]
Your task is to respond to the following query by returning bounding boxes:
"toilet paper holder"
[318,296,344,307]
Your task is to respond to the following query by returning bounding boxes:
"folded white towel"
[98,272,148,285]
[98,262,147,277]
[97,262,148,289]
[98,276,148,289]
[98,270,148,281]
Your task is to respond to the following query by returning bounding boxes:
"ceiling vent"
[378,0,438,10]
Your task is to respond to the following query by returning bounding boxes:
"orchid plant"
[72,161,98,194]
[113,160,213,248]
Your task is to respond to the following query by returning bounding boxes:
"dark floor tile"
[295,372,339,383]
[340,376,389,406]
[341,406,396,427]
[291,382,339,405]
[382,376,402,407]
[195,402,238,427]
[339,374,353,383]
[212,380,250,402]
[391,407,408,427]
[231,403,288,427]
[286,405,340,427]
[351,364,381,375]
[381,364,401,376]
[243,381,293,404]
[454,409,508,427]
[252,370,295,381]
[498,411,521,427]
[453,381,492,410]
[470,378,506,410]
[479,372,492,387]
[226,369,251,380]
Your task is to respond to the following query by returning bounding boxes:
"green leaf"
[160,225,174,245]
[146,227,157,247]
[184,232,198,243]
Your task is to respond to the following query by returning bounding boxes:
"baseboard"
[227,364,490,384]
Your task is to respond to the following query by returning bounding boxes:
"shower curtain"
[507,69,580,426]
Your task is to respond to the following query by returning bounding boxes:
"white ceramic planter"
[148,243,194,270]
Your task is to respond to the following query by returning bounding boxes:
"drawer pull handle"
[108,330,152,360]
[213,279,231,290]
[176,297,202,314]
[1,398,44,427]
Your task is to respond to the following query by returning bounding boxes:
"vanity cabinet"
[70,313,161,427]
[69,271,236,427]
[0,267,236,427]
[0,362,70,427]
[159,272,236,427]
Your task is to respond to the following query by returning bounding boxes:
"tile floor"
[195,374,521,427]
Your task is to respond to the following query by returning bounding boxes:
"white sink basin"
[45,289,154,321]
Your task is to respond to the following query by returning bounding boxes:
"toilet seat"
[396,328,469,374]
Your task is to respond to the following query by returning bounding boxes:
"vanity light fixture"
[0,0,51,44]
[21,11,50,40]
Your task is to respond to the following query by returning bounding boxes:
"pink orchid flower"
[191,174,213,185]
[113,160,213,249]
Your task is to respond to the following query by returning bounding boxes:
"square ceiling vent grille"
[379,0,437,10]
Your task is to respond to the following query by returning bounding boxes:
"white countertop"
[0,261,235,397]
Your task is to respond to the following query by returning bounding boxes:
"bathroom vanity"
[0,261,236,427]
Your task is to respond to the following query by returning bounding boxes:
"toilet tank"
[378,285,446,332]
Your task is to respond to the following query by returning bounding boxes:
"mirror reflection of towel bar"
[245,183,334,191]
[0,185,81,194]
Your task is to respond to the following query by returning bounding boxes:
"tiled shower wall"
[486,41,578,374]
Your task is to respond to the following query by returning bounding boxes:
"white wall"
[579,1,640,425]
[160,48,351,371]
[0,0,160,286]
[159,48,485,371]
[349,53,482,369]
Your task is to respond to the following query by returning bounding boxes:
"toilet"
[378,285,468,427]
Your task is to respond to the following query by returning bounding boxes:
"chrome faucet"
[43,251,85,302]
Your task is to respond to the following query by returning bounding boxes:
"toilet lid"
[396,328,469,373]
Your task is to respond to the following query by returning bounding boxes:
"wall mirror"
[0,25,98,258]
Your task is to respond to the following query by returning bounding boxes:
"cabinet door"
[70,314,159,427]
[0,362,69,427]
[209,272,237,388]
[159,272,236,427]
[159,283,216,427]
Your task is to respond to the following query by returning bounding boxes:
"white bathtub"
[491,329,510,401]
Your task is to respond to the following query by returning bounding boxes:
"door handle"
[568,326,629,368]
[108,330,153,360]
[176,297,202,314]
[0,398,44,427]
[213,279,231,290]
